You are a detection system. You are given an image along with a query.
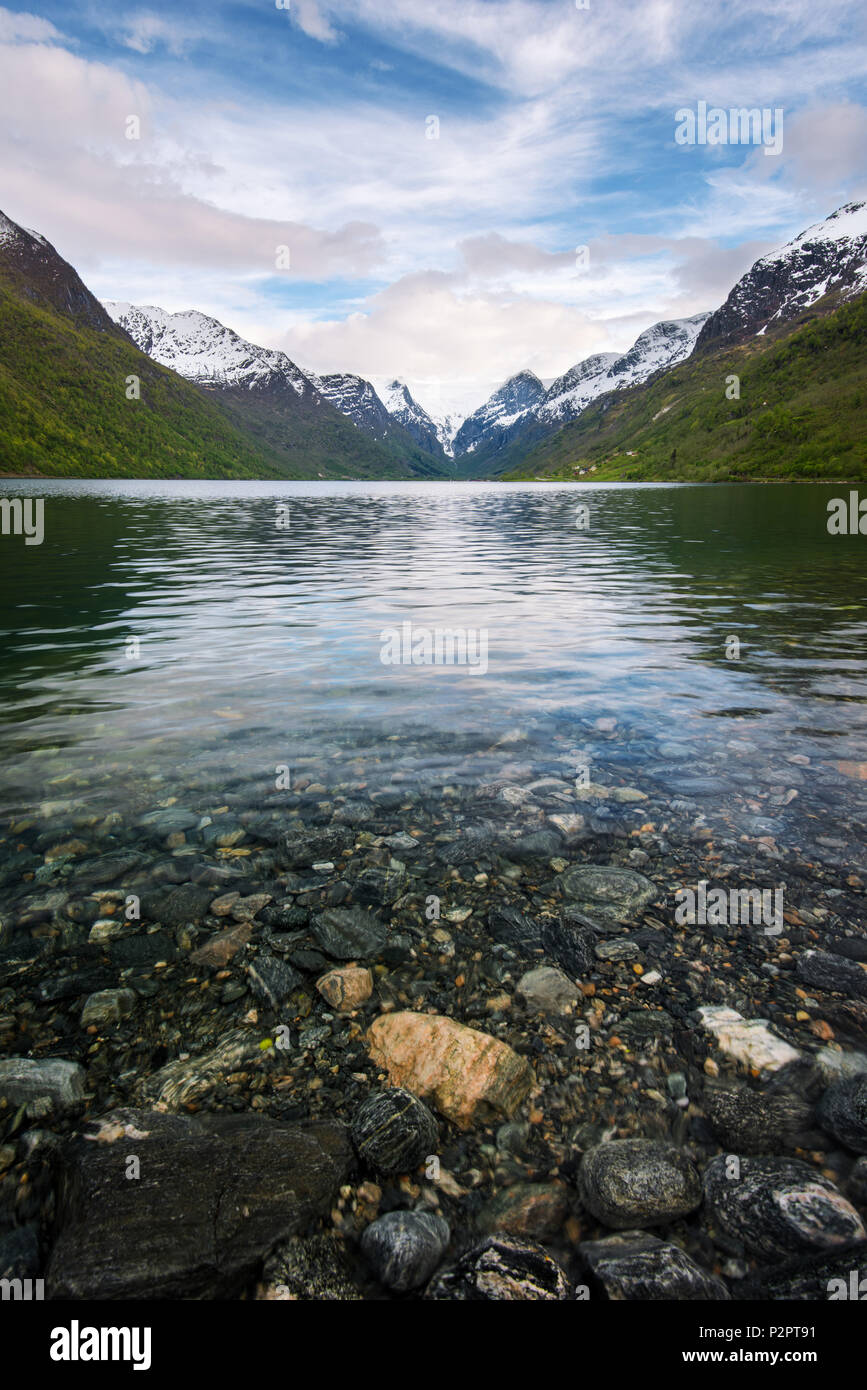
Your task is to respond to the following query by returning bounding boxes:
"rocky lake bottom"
[1,711,866,1301]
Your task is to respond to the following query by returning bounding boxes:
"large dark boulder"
[47,1109,352,1299]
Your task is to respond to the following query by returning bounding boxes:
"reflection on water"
[0,480,865,849]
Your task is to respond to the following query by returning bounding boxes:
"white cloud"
[0,7,61,43]
[0,32,386,279]
[262,258,719,417]
[293,0,341,44]
[118,14,200,56]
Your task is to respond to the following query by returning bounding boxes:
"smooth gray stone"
[81,988,136,1027]
[580,1139,702,1228]
[312,905,386,960]
[559,865,656,924]
[0,1058,86,1114]
[361,1211,450,1291]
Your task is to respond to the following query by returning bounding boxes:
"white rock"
[698,1005,800,1074]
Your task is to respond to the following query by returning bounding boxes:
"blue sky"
[1,0,866,415]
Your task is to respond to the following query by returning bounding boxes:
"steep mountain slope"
[696,201,867,353]
[505,284,867,482]
[0,211,121,335]
[452,316,709,476]
[305,371,448,466]
[452,370,546,463]
[428,408,464,458]
[0,212,298,480]
[375,379,444,456]
[107,303,447,479]
[537,353,620,425]
[105,302,312,394]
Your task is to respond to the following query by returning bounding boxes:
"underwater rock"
[48,1108,351,1298]
[558,865,656,925]
[361,1210,450,1291]
[579,1232,730,1300]
[426,1236,570,1300]
[703,1155,866,1263]
[350,1087,439,1175]
[580,1139,702,1229]
[366,1012,533,1129]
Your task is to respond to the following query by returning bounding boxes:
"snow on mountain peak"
[770,200,867,258]
[0,210,48,249]
[102,301,309,394]
[697,199,867,350]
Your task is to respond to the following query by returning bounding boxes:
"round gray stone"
[351,1088,439,1175]
[580,1139,702,1229]
[817,1076,867,1155]
[361,1211,450,1291]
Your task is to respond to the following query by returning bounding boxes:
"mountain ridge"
[2,198,865,481]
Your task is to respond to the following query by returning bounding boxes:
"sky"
[1,0,866,418]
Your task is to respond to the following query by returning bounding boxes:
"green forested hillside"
[0,267,440,480]
[210,380,448,480]
[505,290,867,482]
[0,283,291,479]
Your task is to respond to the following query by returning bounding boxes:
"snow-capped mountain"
[451,370,547,457]
[374,379,443,456]
[104,302,313,397]
[537,352,621,425]
[453,315,709,461]
[97,295,453,477]
[98,199,867,475]
[539,315,708,424]
[103,301,449,463]
[429,410,464,458]
[304,371,400,441]
[607,314,710,387]
[696,200,867,352]
[1,210,121,334]
[306,371,462,459]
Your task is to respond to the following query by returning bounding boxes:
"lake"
[0,480,865,851]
